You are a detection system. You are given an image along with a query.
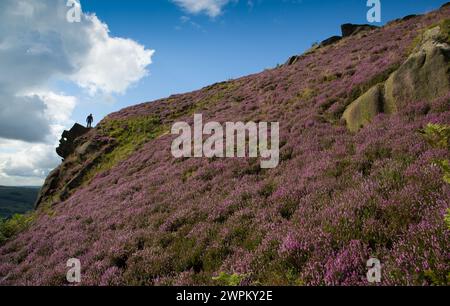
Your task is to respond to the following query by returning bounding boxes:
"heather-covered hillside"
[0,6,449,286]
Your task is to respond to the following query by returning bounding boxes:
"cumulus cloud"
[0,0,154,142]
[0,91,76,143]
[0,143,60,186]
[172,0,234,17]
[0,0,155,185]
[71,15,155,95]
[37,92,77,125]
[0,92,76,185]
[0,141,58,180]
[0,94,50,143]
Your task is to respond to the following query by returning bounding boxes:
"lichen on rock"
[342,84,385,132]
[343,24,450,132]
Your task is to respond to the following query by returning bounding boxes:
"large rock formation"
[56,123,90,159]
[343,24,450,132]
[35,126,116,208]
[342,84,385,132]
[384,25,450,112]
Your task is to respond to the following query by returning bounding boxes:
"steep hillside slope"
[0,6,449,286]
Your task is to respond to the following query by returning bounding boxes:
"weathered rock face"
[342,84,385,132]
[35,127,116,208]
[285,55,300,66]
[341,23,378,37]
[56,123,90,159]
[343,25,450,132]
[384,26,450,112]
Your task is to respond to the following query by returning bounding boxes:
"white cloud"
[0,91,76,186]
[0,94,50,143]
[172,0,234,17]
[0,139,59,186]
[0,0,155,142]
[71,15,155,95]
[0,0,155,185]
[38,92,77,125]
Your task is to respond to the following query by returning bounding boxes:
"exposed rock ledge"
[35,126,116,208]
[341,23,378,38]
[343,25,450,132]
[56,123,90,160]
[286,23,378,66]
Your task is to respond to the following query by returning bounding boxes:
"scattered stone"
[320,35,342,47]
[285,55,300,66]
[341,23,378,37]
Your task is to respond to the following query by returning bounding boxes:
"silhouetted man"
[86,114,94,128]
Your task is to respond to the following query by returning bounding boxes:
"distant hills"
[0,186,39,219]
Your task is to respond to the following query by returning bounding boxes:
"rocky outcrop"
[320,35,342,47]
[343,25,450,132]
[285,55,300,66]
[35,129,116,208]
[56,123,90,159]
[384,25,450,112]
[285,37,341,66]
[341,23,378,37]
[285,25,377,66]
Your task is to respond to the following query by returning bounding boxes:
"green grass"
[422,123,450,150]
[296,88,317,101]
[344,63,400,109]
[422,123,450,183]
[422,123,450,232]
[0,213,36,245]
[445,209,450,230]
[83,82,238,184]
[83,116,166,184]
[409,19,450,53]
[438,19,450,44]
[212,272,247,286]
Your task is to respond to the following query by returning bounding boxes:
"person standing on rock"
[86,114,94,128]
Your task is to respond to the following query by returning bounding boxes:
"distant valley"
[0,186,40,219]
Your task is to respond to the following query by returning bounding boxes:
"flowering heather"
[0,7,449,286]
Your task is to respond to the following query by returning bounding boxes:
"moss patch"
[0,213,36,245]
[83,116,166,184]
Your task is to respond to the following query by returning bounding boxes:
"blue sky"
[73,0,448,124]
[0,0,448,186]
